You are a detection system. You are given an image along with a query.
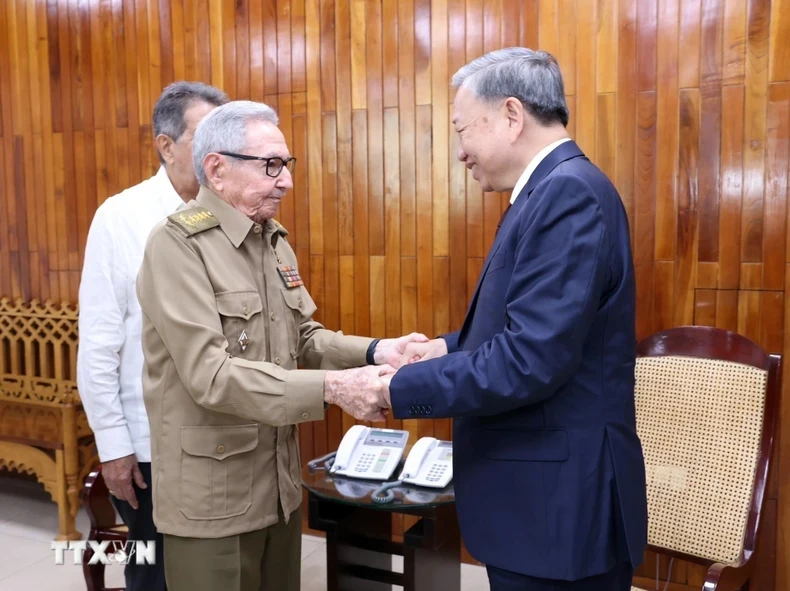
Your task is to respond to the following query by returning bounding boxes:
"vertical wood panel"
[770,0,790,82]
[655,0,679,261]
[635,91,657,340]
[764,83,789,290]
[741,0,770,263]
[675,89,700,327]
[1,0,789,583]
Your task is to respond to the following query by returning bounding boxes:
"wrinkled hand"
[102,454,146,509]
[398,337,448,367]
[374,332,430,368]
[324,365,396,422]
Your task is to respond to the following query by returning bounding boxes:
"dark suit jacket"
[389,141,648,580]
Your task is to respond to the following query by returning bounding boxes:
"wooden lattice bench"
[0,297,98,540]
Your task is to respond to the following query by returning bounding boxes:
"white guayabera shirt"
[77,166,183,463]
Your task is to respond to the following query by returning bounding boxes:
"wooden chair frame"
[82,465,127,591]
[635,326,781,591]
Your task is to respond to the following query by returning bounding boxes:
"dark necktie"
[496,204,512,234]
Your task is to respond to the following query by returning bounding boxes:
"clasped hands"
[323,334,448,422]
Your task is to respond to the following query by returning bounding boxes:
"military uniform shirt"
[136,186,372,539]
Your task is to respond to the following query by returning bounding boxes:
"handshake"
[322,333,448,422]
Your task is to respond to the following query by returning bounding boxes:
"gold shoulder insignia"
[167,206,220,236]
[271,218,289,236]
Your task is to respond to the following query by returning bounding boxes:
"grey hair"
[451,48,569,127]
[192,100,280,186]
[152,81,229,164]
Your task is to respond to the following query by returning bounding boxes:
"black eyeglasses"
[218,152,297,178]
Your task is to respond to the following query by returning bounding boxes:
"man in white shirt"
[77,81,229,591]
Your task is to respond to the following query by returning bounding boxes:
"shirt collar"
[153,166,187,213]
[196,186,254,248]
[195,187,289,248]
[510,137,572,204]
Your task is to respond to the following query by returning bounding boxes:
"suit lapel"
[457,141,587,346]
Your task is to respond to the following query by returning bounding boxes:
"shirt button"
[253,224,262,234]
[217,445,225,454]
[243,306,249,315]
[298,299,303,308]
[275,357,281,365]
[301,412,309,420]
[270,312,276,320]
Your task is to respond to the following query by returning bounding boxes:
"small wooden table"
[302,463,461,591]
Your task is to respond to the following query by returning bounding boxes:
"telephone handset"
[398,437,453,488]
[371,437,453,504]
[307,425,409,480]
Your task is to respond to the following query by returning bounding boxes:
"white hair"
[192,100,280,186]
[452,47,569,127]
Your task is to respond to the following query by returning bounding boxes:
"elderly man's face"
[223,121,294,223]
[168,100,218,196]
[452,87,512,193]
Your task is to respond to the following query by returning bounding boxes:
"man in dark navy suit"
[384,48,647,590]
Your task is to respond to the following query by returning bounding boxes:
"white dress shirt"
[77,167,184,463]
[510,137,572,204]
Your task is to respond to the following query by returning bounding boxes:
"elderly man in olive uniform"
[136,100,426,591]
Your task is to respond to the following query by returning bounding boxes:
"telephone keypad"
[426,463,448,483]
[354,452,378,473]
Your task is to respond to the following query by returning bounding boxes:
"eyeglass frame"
[217,151,297,178]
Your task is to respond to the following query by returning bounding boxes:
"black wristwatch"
[366,339,380,364]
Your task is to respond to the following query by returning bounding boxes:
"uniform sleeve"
[76,205,136,462]
[292,294,373,371]
[137,225,325,426]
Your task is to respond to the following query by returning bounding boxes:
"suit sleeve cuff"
[284,370,327,424]
[440,331,460,353]
[93,425,136,463]
[322,334,375,369]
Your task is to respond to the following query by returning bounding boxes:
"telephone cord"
[307,452,337,471]
[371,479,405,504]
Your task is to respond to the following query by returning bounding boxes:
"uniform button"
[217,445,225,454]
[275,357,281,365]
[408,407,415,415]
[270,312,276,320]
[298,299,303,308]
[243,306,249,315]
[253,224,262,234]
[301,412,309,420]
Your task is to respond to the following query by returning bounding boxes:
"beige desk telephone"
[307,425,409,480]
[397,436,453,488]
[307,427,454,503]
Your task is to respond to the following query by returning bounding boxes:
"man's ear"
[504,97,525,128]
[155,134,175,165]
[203,153,225,191]
[504,97,526,141]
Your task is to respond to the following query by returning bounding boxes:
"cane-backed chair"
[630,326,780,591]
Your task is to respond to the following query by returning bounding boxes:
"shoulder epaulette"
[168,206,220,236]
[271,218,289,236]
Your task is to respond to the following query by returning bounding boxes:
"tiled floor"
[0,478,490,590]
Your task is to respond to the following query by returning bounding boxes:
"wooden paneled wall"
[1,0,789,587]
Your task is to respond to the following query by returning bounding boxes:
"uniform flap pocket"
[281,288,305,311]
[181,425,259,460]
[481,428,569,462]
[215,290,263,319]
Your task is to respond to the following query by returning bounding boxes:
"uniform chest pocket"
[215,290,264,359]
